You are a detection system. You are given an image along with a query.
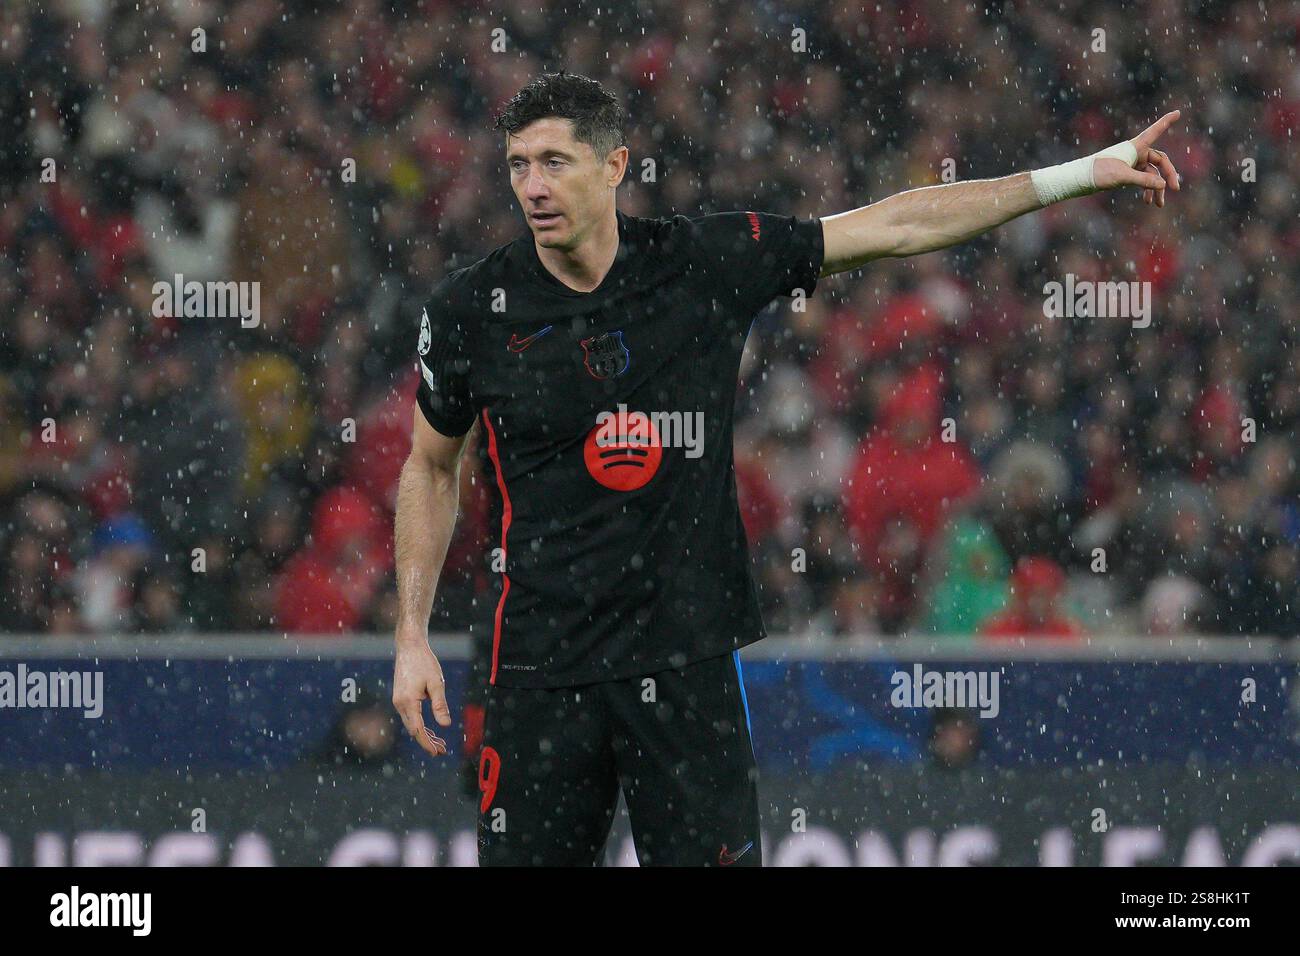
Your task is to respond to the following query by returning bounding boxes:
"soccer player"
[392,71,1181,866]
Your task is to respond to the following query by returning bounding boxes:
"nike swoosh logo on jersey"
[507,325,554,352]
[719,841,754,865]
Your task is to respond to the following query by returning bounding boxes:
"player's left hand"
[1093,110,1183,207]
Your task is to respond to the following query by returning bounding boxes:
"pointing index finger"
[1135,110,1182,149]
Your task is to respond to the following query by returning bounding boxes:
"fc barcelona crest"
[580,331,630,380]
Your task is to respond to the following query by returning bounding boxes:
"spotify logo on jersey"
[584,409,663,491]
[583,405,706,491]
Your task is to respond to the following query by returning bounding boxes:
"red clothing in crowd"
[275,485,393,633]
[980,556,1085,640]
[844,364,980,558]
[980,609,1085,639]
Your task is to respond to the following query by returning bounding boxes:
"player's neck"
[534,211,619,294]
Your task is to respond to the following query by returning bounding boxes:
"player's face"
[506,118,622,250]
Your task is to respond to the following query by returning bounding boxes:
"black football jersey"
[416,209,824,687]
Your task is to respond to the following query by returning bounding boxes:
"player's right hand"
[392,635,452,758]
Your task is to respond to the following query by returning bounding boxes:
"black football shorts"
[475,650,761,866]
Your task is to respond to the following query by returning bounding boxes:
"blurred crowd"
[1,0,1297,640]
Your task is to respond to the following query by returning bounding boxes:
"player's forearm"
[820,173,1040,273]
[820,135,1153,275]
[394,454,461,645]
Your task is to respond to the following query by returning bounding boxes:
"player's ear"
[605,145,629,187]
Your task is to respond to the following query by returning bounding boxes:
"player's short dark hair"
[493,71,627,159]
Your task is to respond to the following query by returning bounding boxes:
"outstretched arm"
[819,111,1182,276]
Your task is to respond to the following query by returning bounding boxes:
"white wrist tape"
[1030,141,1139,206]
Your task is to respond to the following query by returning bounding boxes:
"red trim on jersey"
[481,409,512,685]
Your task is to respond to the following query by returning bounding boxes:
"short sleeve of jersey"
[683,211,824,314]
[414,283,476,437]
